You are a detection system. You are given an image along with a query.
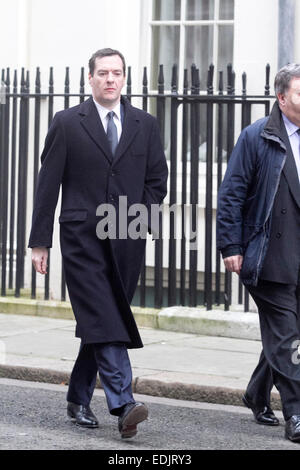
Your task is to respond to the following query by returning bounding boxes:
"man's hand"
[223,255,243,275]
[32,247,48,275]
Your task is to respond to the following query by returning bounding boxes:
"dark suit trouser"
[246,280,300,420]
[66,342,135,416]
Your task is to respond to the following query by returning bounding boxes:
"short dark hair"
[274,63,300,96]
[88,48,126,76]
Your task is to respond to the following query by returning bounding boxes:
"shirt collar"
[93,99,121,121]
[282,112,299,137]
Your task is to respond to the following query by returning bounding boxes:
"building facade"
[0,0,299,306]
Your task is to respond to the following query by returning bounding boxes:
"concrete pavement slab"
[0,312,281,410]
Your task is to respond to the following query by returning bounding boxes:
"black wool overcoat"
[28,96,168,348]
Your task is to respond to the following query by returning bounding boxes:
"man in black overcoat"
[217,64,300,443]
[29,48,168,439]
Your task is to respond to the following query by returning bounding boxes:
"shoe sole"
[254,419,279,426]
[67,411,99,428]
[120,405,148,439]
[242,396,279,426]
[285,432,300,443]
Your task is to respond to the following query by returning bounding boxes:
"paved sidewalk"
[0,312,281,410]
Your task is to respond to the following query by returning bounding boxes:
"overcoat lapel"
[79,97,113,163]
[280,117,300,208]
[113,98,140,164]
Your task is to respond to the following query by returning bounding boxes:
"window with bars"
[150,0,234,91]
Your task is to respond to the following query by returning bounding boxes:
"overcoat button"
[281,208,286,214]
[276,232,282,238]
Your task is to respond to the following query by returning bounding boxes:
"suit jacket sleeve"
[142,117,168,236]
[28,112,67,248]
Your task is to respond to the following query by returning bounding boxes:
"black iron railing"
[0,63,274,311]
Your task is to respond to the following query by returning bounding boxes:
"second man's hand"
[223,255,243,275]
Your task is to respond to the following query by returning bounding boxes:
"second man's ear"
[277,93,286,106]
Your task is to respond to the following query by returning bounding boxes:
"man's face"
[278,77,300,127]
[89,55,125,109]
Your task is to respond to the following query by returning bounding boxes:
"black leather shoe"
[67,401,99,428]
[285,415,300,442]
[118,402,148,438]
[242,394,279,426]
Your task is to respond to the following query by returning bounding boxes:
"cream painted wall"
[233,0,278,95]
[0,0,21,69]
[28,0,142,90]
[294,0,300,62]
[1,0,143,92]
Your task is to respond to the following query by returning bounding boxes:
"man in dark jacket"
[29,48,168,439]
[217,64,300,442]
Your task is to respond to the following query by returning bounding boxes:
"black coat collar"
[263,101,283,139]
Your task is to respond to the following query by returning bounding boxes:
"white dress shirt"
[282,113,300,182]
[93,99,122,142]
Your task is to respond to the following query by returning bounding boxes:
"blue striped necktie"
[106,111,118,156]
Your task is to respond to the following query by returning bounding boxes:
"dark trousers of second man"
[246,279,300,420]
